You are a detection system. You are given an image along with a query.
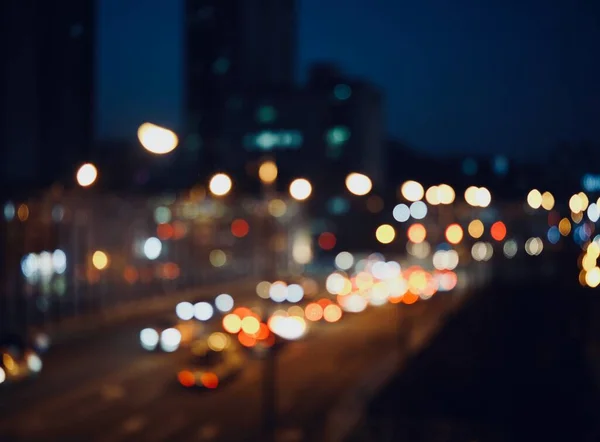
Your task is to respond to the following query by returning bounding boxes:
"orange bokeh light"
[490,221,507,241]
[407,224,427,244]
[157,223,174,240]
[178,370,195,387]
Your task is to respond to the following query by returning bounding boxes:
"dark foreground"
[350,271,600,442]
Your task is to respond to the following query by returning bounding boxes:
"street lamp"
[289,178,312,201]
[345,173,372,196]
[137,122,179,155]
[76,163,98,187]
[208,173,232,197]
[262,314,307,442]
[258,161,278,185]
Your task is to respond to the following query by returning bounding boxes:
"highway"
[0,286,467,442]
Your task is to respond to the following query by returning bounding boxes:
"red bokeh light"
[318,232,336,250]
[490,221,507,241]
[231,219,250,238]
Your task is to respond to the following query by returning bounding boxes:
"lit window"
[333,84,352,100]
[244,131,303,151]
[462,158,477,176]
[256,106,277,124]
[212,57,230,75]
[327,197,350,215]
[326,126,350,146]
[493,155,508,175]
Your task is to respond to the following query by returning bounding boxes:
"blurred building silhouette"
[183,0,297,180]
[0,0,95,195]
[222,63,386,193]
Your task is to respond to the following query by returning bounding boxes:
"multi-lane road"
[0,284,467,442]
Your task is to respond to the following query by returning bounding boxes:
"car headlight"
[160,328,182,352]
[26,353,43,373]
[140,328,160,351]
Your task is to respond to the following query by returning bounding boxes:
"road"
[0,285,467,442]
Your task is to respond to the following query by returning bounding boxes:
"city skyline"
[97,0,600,159]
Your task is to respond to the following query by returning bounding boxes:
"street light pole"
[262,339,279,442]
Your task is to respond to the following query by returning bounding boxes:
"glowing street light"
[289,178,312,201]
[76,163,98,187]
[92,250,109,270]
[400,180,424,202]
[137,122,179,155]
[258,161,278,184]
[209,173,232,197]
[345,173,372,196]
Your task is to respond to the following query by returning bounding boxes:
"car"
[139,317,205,352]
[176,335,245,390]
[0,335,43,386]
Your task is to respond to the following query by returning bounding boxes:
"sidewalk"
[30,278,259,345]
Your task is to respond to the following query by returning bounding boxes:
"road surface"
[0,286,467,442]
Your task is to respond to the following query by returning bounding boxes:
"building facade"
[0,0,95,194]
[222,64,386,192]
[183,0,297,177]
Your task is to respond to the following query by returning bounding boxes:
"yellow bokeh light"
[445,224,464,245]
[137,122,179,155]
[437,184,455,204]
[569,194,582,213]
[558,218,571,236]
[289,178,312,201]
[468,219,484,239]
[258,161,278,184]
[76,163,98,187]
[541,191,555,210]
[209,249,227,267]
[209,173,232,197]
[587,242,600,259]
[586,267,600,288]
[407,223,427,244]
[527,189,542,209]
[92,250,109,270]
[268,199,287,217]
[425,186,440,205]
[582,254,597,271]
[400,181,424,202]
[464,186,478,206]
[345,173,372,196]
[375,224,396,244]
[241,316,260,335]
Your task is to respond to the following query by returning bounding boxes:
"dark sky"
[98,0,600,159]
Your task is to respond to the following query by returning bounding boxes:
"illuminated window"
[462,158,477,175]
[326,126,350,146]
[244,131,303,151]
[256,105,277,124]
[333,84,352,100]
[493,156,508,175]
[212,57,230,75]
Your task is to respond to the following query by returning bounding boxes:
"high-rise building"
[183,0,296,176]
[0,0,95,193]
[222,63,386,190]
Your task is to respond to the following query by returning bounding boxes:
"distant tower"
[183,0,297,176]
[0,0,95,191]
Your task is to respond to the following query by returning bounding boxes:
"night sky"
[97,0,600,159]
